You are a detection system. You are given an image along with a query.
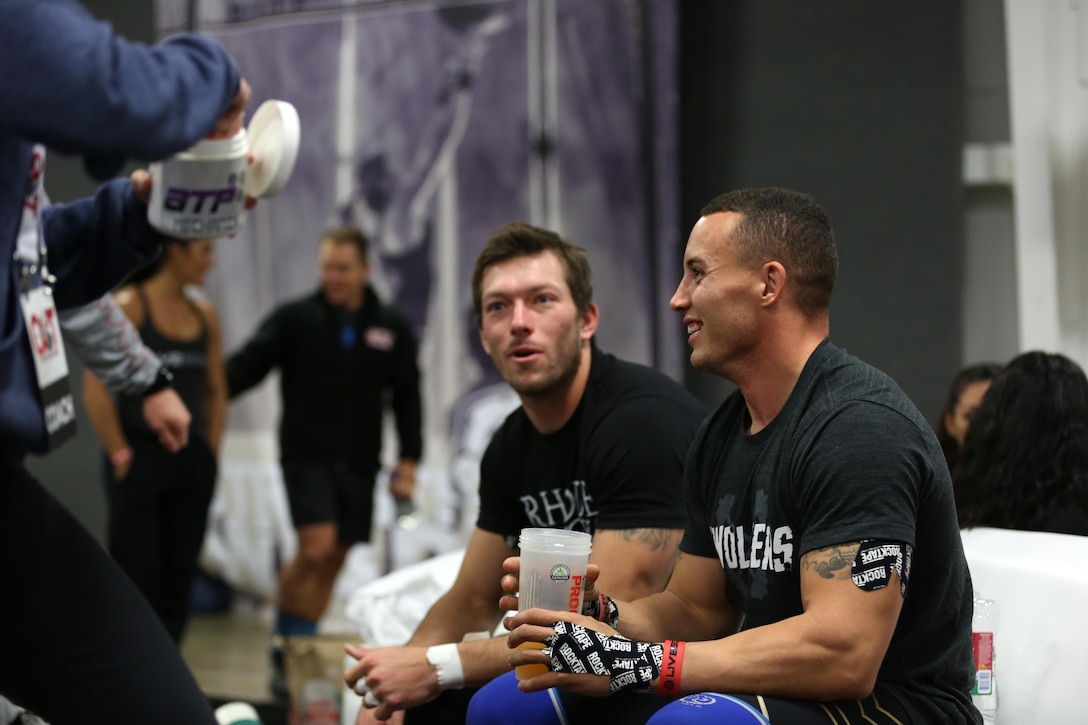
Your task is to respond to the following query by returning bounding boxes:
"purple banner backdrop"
[158,0,678,548]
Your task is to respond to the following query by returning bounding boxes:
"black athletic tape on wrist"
[581,593,620,628]
[543,621,662,694]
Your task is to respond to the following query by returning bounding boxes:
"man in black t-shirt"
[495,189,981,724]
[343,222,706,725]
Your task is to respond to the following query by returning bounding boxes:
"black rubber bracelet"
[142,365,175,397]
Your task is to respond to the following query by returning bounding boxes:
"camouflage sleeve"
[58,294,159,395]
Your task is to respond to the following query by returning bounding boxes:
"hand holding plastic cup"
[515,527,592,680]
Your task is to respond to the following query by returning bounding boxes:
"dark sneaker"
[269,642,288,701]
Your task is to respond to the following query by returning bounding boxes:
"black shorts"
[281,462,375,543]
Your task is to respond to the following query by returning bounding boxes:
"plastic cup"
[516,527,592,680]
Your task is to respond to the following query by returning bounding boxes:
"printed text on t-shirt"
[520,480,599,530]
[711,523,794,572]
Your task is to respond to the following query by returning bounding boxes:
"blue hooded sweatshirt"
[1,0,240,459]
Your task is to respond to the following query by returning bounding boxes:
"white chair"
[959,527,1088,724]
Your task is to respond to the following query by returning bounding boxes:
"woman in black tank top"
[82,238,228,643]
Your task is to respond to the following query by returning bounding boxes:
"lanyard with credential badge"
[17,144,77,450]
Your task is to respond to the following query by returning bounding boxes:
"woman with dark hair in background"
[955,351,1088,535]
[936,361,1003,473]
[82,239,228,643]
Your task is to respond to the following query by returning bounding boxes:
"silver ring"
[354,679,371,696]
[363,691,380,708]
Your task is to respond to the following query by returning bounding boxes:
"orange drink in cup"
[515,528,592,681]
[515,642,550,681]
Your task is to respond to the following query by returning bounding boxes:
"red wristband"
[110,447,133,467]
[657,639,685,698]
[596,594,610,623]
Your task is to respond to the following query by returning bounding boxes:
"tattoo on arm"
[617,528,681,554]
[801,543,861,580]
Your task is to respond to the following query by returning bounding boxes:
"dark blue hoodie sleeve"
[42,178,169,310]
[0,0,242,455]
[0,0,241,178]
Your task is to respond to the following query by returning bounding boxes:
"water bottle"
[395,497,418,530]
[389,471,418,530]
[971,597,1000,724]
[298,678,339,725]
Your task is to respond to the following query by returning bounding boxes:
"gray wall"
[962,0,1017,366]
[678,1,966,424]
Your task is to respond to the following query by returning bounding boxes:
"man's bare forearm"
[456,636,516,687]
[406,588,502,648]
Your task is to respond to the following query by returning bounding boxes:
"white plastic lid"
[243,99,300,199]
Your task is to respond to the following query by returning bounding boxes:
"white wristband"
[426,643,465,691]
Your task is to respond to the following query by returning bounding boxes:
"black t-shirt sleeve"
[793,401,926,555]
[226,306,287,398]
[583,394,695,531]
[388,312,423,460]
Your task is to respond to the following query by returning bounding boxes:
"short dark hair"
[471,222,593,328]
[955,351,1088,531]
[701,187,838,317]
[322,224,369,262]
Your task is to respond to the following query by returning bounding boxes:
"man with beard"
[344,221,707,724]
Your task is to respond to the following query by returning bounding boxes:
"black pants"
[0,458,217,724]
[404,687,480,725]
[104,435,217,643]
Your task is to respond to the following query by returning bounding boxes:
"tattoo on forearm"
[802,543,861,580]
[618,528,681,554]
